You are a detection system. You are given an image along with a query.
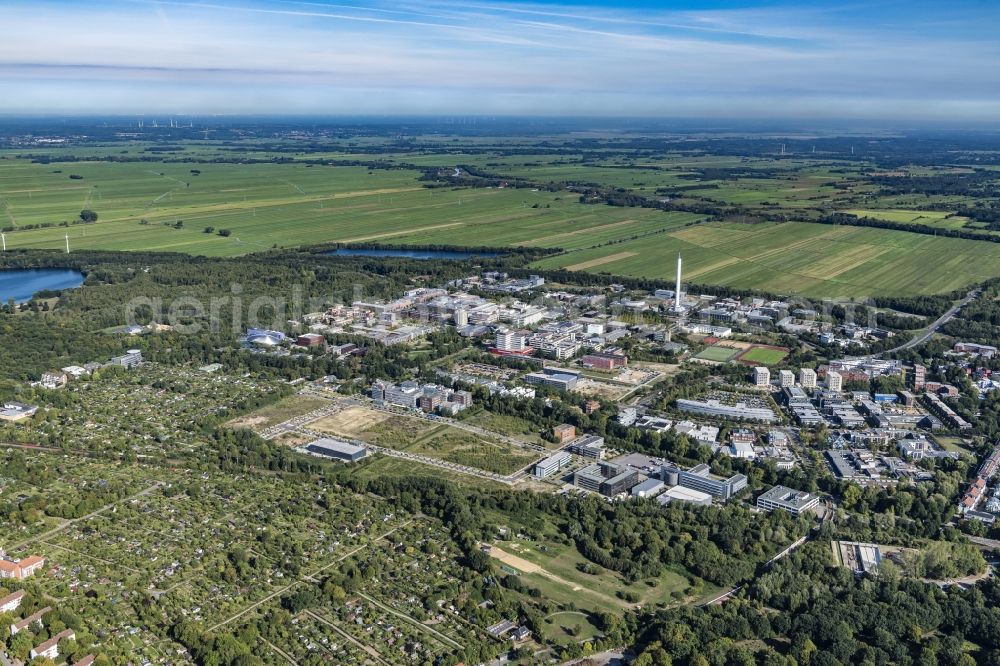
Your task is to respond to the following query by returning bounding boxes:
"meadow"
[846,208,973,230]
[0,156,700,256]
[3,141,1000,298]
[532,220,1000,298]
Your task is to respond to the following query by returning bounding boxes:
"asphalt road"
[851,288,979,360]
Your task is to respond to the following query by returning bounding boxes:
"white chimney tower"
[675,253,682,310]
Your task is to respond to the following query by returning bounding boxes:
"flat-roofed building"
[631,478,665,498]
[955,342,999,358]
[573,461,639,496]
[757,485,820,517]
[657,485,713,507]
[673,421,719,447]
[494,328,533,355]
[0,401,38,422]
[753,366,771,387]
[778,369,795,388]
[552,423,576,443]
[676,397,777,422]
[799,368,817,390]
[296,333,326,348]
[534,451,571,478]
[110,349,143,368]
[568,434,606,459]
[678,464,747,500]
[581,350,628,371]
[826,370,843,392]
[302,438,368,462]
[525,368,580,391]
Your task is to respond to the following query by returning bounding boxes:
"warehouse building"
[302,438,368,463]
[631,478,665,498]
[657,485,713,507]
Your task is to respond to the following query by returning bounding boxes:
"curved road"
[850,288,979,360]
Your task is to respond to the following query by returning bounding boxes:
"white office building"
[534,451,572,478]
[826,370,843,392]
[753,366,771,387]
[799,368,817,389]
[756,485,820,517]
[779,369,795,388]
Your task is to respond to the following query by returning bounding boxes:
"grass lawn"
[313,407,538,475]
[497,536,695,612]
[934,436,977,457]
[226,394,329,430]
[541,611,604,645]
[465,411,546,445]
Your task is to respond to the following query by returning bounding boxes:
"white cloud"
[0,0,997,119]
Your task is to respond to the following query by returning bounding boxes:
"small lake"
[326,248,499,260]
[0,268,84,303]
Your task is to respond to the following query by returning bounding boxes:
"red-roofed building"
[0,590,25,614]
[31,628,75,660]
[10,605,50,635]
[0,555,45,580]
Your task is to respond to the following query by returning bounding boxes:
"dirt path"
[304,609,390,666]
[486,544,583,591]
[339,221,463,243]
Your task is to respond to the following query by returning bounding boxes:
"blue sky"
[1,0,999,120]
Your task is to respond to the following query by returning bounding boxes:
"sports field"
[532,220,1000,298]
[692,346,739,363]
[737,346,789,365]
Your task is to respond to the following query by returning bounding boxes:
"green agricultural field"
[0,156,702,256]
[693,346,739,362]
[533,220,1000,298]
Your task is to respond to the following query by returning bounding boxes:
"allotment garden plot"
[17,471,410,629]
[5,364,288,458]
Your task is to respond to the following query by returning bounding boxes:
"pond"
[325,248,499,260]
[0,268,84,303]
